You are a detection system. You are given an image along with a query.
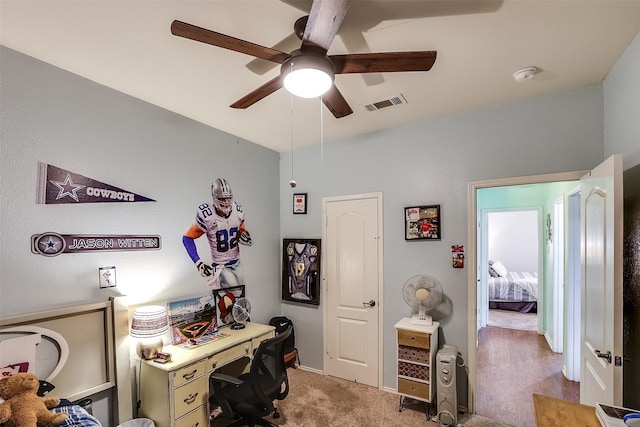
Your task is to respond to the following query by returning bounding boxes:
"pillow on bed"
[0,362,29,378]
[491,260,508,277]
[488,262,499,277]
[0,334,41,373]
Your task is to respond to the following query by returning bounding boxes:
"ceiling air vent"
[363,94,407,112]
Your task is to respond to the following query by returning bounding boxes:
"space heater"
[436,345,458,426]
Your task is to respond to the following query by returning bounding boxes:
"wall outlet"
[99,266,116,288]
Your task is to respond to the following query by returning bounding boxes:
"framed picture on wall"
[282,238,321,305]
[212,285,246,327]
[404,205,441,241]
[293,193,307,214]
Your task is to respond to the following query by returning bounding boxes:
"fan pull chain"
[320,95,324,195]
[289,85,297,188]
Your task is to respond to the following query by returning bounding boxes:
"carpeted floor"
[261,368,517,427]
[487,308,537,331]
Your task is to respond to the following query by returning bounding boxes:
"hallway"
[476,325,579,427]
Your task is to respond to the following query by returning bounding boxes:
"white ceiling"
[2,1,640,153]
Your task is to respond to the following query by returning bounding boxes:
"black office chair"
[209,326,292,427]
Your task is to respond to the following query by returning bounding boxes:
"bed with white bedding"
[488,260,539,313]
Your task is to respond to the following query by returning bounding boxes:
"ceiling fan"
[171,0,437,119]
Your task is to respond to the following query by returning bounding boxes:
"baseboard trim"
[297,365,324,375]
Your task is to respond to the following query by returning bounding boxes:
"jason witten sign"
[31,233,161,257]
[36,162,155,204]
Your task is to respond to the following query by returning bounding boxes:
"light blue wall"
[280,85,605,388]
[605,31,640,170]
[0,47,282,326]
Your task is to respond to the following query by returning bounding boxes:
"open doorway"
[479,209,541,333]
[466,171,585,425]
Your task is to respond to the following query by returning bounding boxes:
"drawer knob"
[183,370,197,380]
[184,392,199,405]
[211,361,217,369]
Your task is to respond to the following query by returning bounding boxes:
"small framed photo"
[282,238,320,305]
[404,205,441,241]
[293,193,307,214]
[99,266,116,288]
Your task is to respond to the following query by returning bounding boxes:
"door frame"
[322,192,384,389]
[467,170,587,413]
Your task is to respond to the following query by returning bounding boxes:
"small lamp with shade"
[130,305,169,360]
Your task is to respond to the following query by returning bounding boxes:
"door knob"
[363,300,376,307]
[595,349,612,364]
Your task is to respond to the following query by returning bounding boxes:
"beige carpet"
[487,309,537,331]
[262,368,517,427]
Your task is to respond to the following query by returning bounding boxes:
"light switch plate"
[99,266,116,288]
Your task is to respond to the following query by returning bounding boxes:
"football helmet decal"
[211,178,233,216]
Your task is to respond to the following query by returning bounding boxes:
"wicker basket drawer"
[398,345,429,363]
[398,361,429,381]
[398,378,429,399]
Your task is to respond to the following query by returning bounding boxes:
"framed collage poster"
[282,238,320,305]
[405,205,441,241]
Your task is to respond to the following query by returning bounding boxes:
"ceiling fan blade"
[230,75,284,110]
[322,85,353,118]
[302,0,351,52]
[171,20,290,64]
[330,51,437,74]
[246,32,301,75]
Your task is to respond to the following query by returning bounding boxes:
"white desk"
[138,322,274,427]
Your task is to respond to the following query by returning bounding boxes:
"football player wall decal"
[182,178,252,289]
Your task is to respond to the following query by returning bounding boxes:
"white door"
[323,193,382,387]
[580,154,623,406]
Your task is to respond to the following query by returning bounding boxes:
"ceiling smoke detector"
[513,66,537,83]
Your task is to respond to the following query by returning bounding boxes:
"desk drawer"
[173,361,205,388]
[251,331,274,348]
[175,404,208,427]
[398,330,430,349]
[174,376,207,419]
[208,342,251,371]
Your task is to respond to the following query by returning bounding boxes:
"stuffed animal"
[0,372,67,427]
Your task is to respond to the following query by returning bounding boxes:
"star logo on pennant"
[50,173,85,202]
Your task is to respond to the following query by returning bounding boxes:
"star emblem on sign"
[50,173,85,202]
[33,233,66,256]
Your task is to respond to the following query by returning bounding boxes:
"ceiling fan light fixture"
[282,54,334,98]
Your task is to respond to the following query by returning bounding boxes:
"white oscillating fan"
[402,274,443,325]
[230,297,251,330]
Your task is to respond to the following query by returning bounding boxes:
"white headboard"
[0,300,118,413]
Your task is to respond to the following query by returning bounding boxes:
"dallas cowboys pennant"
[36,162,155,204]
